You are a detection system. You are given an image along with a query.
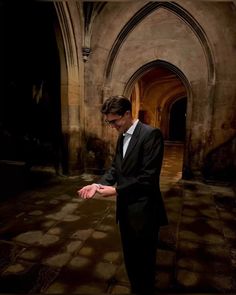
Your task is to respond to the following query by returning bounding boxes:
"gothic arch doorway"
[124,60,191,181]
[125,62,189,139]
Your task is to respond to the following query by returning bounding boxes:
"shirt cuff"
[93,183,102,189]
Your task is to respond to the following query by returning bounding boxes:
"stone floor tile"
[42,252,71,268]
[208,273,233,293]
[65,240,83,254]
[30,265,60,293]
[93,261,118,280]
[68,255,92,270]
[78,245,95,257]
[179,216,225,244]
[92,230,108,239]
[71,228,94,240]
[182,203,218,219]
[110,283,130,294]
[156,249,175,270]
[44,281,68,294]
[114,264,129,285]
[0,241,24,271]
[159,224,178,250]
[103,251,122,264]
[13,230,44,245]
[18,247,43,261]
[72,283,107,294]
[218,209,236,221]
[178,230,225,244]
[156,270,174,290]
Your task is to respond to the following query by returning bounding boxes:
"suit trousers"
[119,217,159,295]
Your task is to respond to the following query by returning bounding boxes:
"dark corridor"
[169,97,187,142]
[1,2,62,172]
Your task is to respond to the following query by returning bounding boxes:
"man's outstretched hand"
[77,184,98,199]
[77,184,117,199]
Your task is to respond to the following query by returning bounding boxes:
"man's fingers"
[79,186,97,199]
[78,188,88,199]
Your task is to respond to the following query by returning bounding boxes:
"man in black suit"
[78,95,168,294]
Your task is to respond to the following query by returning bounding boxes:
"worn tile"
[93,261,118,280]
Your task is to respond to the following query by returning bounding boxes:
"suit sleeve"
[99,160,117,186]
[116,128,164,195]
[98,136,121,186]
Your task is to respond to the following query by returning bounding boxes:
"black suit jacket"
[99,121,168,231]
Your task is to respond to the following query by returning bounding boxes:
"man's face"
[105,111,131,134]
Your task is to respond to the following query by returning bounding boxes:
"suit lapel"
[122,121,142,163]
[117,134,124,160]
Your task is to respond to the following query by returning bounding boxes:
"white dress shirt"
[123,119,139,158]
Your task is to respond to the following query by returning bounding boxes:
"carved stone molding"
[82,46,91,62]
[81,2,106,62]
[105,2,215,85]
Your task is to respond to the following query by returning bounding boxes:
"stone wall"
[80,1,235,181]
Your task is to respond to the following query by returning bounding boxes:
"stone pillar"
[60,71,84,175]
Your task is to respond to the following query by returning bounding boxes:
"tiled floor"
[0,143,235,294]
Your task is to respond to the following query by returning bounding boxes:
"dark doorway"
[169,97,187,141]
[1,2,62,172]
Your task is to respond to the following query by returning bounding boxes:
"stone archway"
[124,60,190,139]
[105,2,215,85]
[123,60,190,178]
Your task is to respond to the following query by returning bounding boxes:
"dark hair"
[101,95,132,115]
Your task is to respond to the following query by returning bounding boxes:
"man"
[78,95,168,294]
